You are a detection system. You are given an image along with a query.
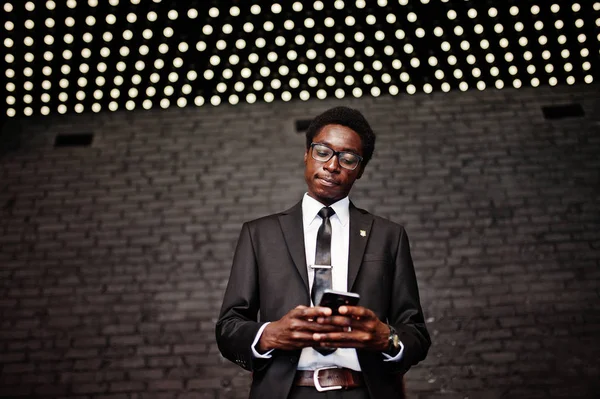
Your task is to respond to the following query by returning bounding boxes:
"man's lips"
[316,175,339,186]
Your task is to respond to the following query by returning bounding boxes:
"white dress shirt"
[251,194,404,370]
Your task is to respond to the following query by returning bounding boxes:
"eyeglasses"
[310,143,363,171]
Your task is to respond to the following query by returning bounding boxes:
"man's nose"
[323,154,340,172]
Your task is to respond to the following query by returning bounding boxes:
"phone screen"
[318,290,360,315]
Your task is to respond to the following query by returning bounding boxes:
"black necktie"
[311,207,336,356]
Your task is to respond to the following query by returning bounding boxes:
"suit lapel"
[278,201,309,292]
[348,203,374,291]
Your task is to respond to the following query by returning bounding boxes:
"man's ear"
[304,149,308,164]
[356,166,365,180]
[356,165,365,179]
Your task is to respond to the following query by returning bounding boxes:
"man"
[216,106,430,398]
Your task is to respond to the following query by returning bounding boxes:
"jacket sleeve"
[384,227,431,374]
[215,222,271,372]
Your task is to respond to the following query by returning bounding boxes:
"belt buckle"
[313,366,343,392]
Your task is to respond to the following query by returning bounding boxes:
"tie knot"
[318,207,335,220]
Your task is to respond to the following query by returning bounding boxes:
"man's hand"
[311,306,390,351]
[258,305,346,352]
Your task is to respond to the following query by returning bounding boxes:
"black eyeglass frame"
[309,142,364,171]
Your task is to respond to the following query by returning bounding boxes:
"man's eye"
[340,155,357,165]
[316,149,330,157]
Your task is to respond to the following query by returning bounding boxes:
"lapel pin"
[360,230,366,237]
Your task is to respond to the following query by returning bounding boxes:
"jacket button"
[289,356,297,363]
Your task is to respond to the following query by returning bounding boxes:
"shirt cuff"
[382,339,405,362]
[251,322,274,358]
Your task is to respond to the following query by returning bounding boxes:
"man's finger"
[315,315,353,326]
[313,331,369,342]
[315,341,370,349]
[338,305,375,318]
[286,331,321,342]
[295,306,333,318]
[290,320,345,333]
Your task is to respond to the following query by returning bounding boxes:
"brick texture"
[1,84,599,398]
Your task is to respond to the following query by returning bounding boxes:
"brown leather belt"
[294,367,364,391]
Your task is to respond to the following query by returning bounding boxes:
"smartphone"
[318,289,360,315]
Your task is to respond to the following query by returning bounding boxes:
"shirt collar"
[302,193,350,227]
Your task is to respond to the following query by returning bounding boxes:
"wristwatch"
[387,324,401,355]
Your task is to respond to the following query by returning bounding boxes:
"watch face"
[392,334,400,349]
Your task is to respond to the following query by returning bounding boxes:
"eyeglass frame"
[309,142,364,171]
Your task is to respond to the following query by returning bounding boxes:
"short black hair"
[305,106,376,166]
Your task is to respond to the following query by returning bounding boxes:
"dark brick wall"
[1,84,599,399]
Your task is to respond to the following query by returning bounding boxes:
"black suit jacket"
[216,201,430,398]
